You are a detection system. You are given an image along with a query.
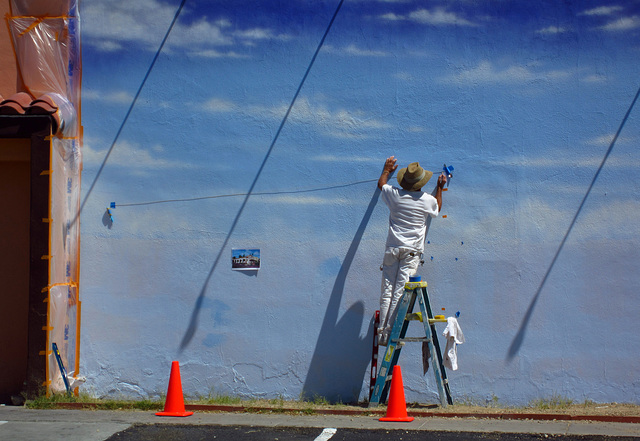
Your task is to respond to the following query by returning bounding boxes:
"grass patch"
[454,394,503,408]
[528,394,574,410]
[267,396,285,407]
[25,392,164,411]
[197,394,244,406]
[309,395,331,406]
[25,393,71,409]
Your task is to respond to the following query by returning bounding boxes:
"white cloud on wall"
[190,49,247,59]
[574,198,640,240]
[324,44,391,57]
[578,4,640,32]
[584,134,636,147]
[83,89,135,105]
[493,143,639,169]
[581,74,608,83]
[311,155,381,163]
[200,95,391,139]
[203,98,238,113]
[283,97,392,138]
[394,71,414,82]
[82,139,189,171]
[82,0,186,51]
[440,60,573,85]
[580,6,624,17]
[455,191,639,250]
[232,27,291,42]
[598,15,640,32]
[379,7,477,26]
[260,195,351,205]
[409,8,476,26]
[82,0,292,53]
[535,26,570,35]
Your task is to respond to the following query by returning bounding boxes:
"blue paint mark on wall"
[202,333,225,348]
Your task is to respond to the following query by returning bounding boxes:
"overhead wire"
[115,178,377,207]
[111,162,450,208]
[112,163,450,208]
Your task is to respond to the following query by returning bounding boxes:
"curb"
[51,403,640,424]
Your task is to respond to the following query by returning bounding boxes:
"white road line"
[314,427,337,441]
[0,421,8,425]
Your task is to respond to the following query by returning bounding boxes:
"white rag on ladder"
[443,317,464,370]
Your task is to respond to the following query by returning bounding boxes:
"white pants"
[378,247,421,344]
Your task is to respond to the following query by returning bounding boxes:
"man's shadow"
[300,187,380,403]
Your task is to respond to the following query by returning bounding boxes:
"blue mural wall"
[79,0,640,405]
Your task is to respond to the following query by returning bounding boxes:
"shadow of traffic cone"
[156,361,194,417]
[379,365,414,422]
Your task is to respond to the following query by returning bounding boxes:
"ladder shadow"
[301,187,381,403]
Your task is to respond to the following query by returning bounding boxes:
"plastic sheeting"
[6,0,82,395]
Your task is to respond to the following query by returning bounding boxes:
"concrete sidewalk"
[1,406,640,441]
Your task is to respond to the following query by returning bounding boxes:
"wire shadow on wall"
[301,187,380,403]
[506,84,640,362]
[178,0,346,353]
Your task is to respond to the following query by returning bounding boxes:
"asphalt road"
[2,406,639,441]
[105,424,640,441]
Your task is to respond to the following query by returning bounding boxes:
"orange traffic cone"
[379,365,414,422]
[156,361,194,417]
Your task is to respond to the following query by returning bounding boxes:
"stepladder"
[369,278,453,408]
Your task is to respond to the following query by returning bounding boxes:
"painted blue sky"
[78,0,640,245]
[76,0,640,404]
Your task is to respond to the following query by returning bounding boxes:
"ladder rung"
[396,337,432,343]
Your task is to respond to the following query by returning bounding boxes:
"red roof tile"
[0,91,62,133]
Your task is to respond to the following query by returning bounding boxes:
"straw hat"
[397,162,432,191]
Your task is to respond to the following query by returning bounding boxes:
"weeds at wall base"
[25,393,164,411]
[22,392,640,423]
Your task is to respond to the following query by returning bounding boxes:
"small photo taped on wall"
[232,248,260,271]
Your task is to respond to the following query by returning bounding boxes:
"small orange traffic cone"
[379,365,414,422]
[156,361,194,417]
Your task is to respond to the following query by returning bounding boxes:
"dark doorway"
[0,138,30,404]
[0,115,51,404]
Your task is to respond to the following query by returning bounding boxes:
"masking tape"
[41,282,79,292]
[18,18,44,37]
